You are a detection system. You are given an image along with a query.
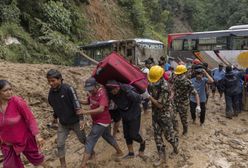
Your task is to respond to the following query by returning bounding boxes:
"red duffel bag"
[92,52,148,93]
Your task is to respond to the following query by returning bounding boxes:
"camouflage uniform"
[174,76,196,134]
[168,78,179,139]
[148,78,179,155]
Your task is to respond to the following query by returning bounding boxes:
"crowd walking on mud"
[0,55,248,168]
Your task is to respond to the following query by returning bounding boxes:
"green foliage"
[2,0,248,66]
[61,0,87,41]
[131,1,148,36]
[118,0,148,36]
[0,0,20,24]
[170,0,248,31]
[42,1,72,34]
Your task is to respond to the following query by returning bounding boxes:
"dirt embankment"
[0,61,248,168]
[82,0,136,41]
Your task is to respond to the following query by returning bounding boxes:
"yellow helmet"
[148,65,164,83]
[174,65,187,75]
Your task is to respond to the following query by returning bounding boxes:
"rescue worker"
[145,65,179,166]
[167,71,179,139]
[174,65,201,135]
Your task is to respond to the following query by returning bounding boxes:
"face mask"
[177,74,186,80]
[151,80,161,86]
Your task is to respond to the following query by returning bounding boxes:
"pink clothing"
[163,72,169,81]
[1,132,44,168]
[245,74,248,82]
[88,88,112,125]
[0,96,39,154]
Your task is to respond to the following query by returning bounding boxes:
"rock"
[212,157,232,168]
[233,128,248,135]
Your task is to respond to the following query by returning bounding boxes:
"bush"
[38,27,77,65]
[42,1,72,34]
[0,0,20,24]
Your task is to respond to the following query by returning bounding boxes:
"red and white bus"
[167,26,248,69]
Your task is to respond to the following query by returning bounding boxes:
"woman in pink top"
[0,80,45,168]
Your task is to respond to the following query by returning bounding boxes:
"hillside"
[2,0,248,66]
[82,0,136,40]
[0,61,248,168]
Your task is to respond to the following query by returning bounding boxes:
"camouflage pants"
[152,113,178,155]
[166,101,179,139]
[170,104,179,139]
[176,102,189,131]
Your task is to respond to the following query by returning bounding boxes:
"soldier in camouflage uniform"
[168,75,179,139]
[174,65,200,135]
[144,65,179,166]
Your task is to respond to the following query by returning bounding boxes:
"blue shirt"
[190,77,208,103]
[212,68,225,81]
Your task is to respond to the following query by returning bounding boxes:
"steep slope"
[82,0,136,40]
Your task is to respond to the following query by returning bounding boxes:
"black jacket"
[48,83,81,125]
[109,84,142,121]
[219,72,242,96]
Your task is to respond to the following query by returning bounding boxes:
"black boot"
[182,126,188,135]
[139,140,146,152]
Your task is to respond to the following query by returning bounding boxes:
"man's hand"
[202,69,207,74]
[141,90,150,100]
[196,106,201,116]
[76,109,88,115]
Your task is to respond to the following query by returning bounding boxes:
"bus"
[76,38,165,66]
[167,26,248,69]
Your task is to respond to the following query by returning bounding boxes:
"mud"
[0,61,247,168]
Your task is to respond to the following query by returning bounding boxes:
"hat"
[84,77,97,91]
[194,64,203,70]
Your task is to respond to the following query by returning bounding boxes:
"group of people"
[0,58,247,168]
[203,62,248,118]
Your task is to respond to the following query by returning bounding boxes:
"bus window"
[172,39,183,50]
[216,36,227,44]
[127,48,133,57]
[183,39,196,50]
[94,49,103,61]
[199,37,216,45]
[232,37,248,50]
[214,37,227,50]
[198,37,216,50]
[198,45,212,50]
